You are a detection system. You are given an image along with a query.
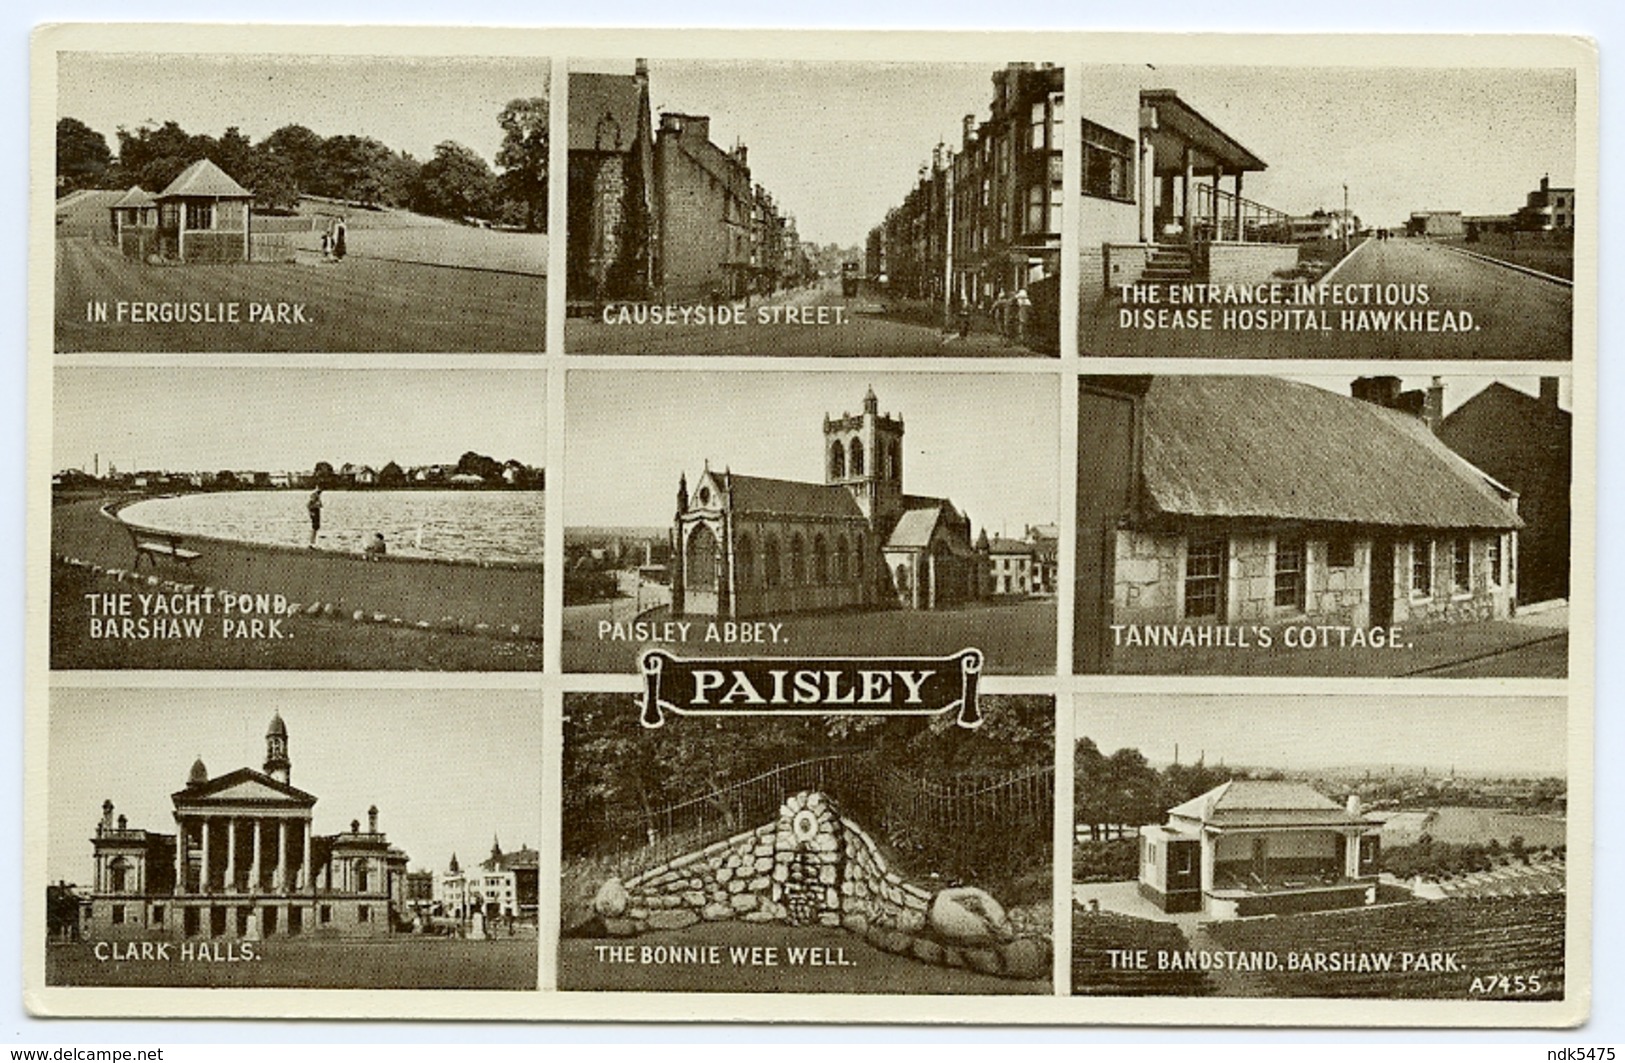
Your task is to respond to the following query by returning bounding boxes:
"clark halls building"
[83,713,410,941]
[1075,375,1523,670]
[671,388,999,619]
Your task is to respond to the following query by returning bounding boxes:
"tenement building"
[671,388,987,619]
[868,63,1065,319]
[83,713,410,940]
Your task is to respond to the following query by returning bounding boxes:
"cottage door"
[1369,538,1396,626]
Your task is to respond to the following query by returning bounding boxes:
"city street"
[566,276,1035,356]
[1080,237,1572,359]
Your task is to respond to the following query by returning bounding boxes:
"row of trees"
[1075,738,1247,842]
[57,101,548,229]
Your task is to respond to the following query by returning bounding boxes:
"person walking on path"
[307,487,323,547]
[333,218,348,261]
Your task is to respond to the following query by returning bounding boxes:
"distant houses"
[54,457,543,493]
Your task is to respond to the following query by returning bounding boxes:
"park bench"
[124,523,201,570]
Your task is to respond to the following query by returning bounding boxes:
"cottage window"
[1274,537,1306,610]
[1082,119,1135,204]
[1452,538,1472,594]
[187,201,215,230]
[1487,536,1503,587]
[1326,538,1356,569]
[1183,537,1227,619]
[1175,847,1194,875]
[1411,540,1433,596]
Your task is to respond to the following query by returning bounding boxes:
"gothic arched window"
[789,534,807,586]
[829,441,846,479]
[850,439,866,477]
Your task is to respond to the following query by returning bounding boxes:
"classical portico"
[85,712,408,940]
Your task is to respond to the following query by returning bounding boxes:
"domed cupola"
[187,755,209,788]
[265,712,291,784]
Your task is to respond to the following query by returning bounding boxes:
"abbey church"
[671,388,988,619]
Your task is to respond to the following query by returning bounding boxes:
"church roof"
[1167,780,1368,829]
[569,72,645,153]
[723,474,864,520]
[885,501,974,556]
[158,158,252,199]
[1129,376,1522,531]
[171,766,317,808]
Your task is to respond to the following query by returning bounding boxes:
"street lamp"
[1343,183,1350,256]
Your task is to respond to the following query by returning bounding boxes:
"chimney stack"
[1424,376,1444,433]
[634,57,649,81]
[1346,794,1363,818]
[368,804,379,833]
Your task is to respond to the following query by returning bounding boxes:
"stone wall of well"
[592,791,1050,980]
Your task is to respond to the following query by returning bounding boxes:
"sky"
[53,368,545,474]
[1074,693,1567,777]
[565,371,1059,535]
[1287,374,1574,416]
[47,689,544,884]
[574,59,1020,248]
[1093,64,1576,227]
[58,53,549,165]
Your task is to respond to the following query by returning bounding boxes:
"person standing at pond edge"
[307,487,323,547]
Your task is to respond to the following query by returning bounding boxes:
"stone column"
[1344,833,1361,878]
[275,820,288,892]
[1233,172,1244,240]
[225,818,237,893]
[1181,146,1194,242]
[249,819,262,893]
[174,818,185,895]
[1139,135,1154,243]
[302,821,312,891]
[199,817,211,894]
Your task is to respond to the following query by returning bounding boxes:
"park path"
[53,496,543,637]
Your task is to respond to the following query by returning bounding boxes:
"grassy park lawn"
[56,237,546,352]
[52,559,543,671]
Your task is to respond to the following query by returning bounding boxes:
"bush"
[1074,838,1138,883]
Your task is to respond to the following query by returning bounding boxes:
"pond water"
[121,489,544,564]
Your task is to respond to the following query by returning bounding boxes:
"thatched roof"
[1136,376,1521,531]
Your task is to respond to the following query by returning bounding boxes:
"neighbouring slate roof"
[1167,780,1367,829]
[725,474,864,520]
[111,186,155,208]
[988,537,1034,555]
[157,158,251,199]
[569,72,644,153]
[1137,376,1521,531]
